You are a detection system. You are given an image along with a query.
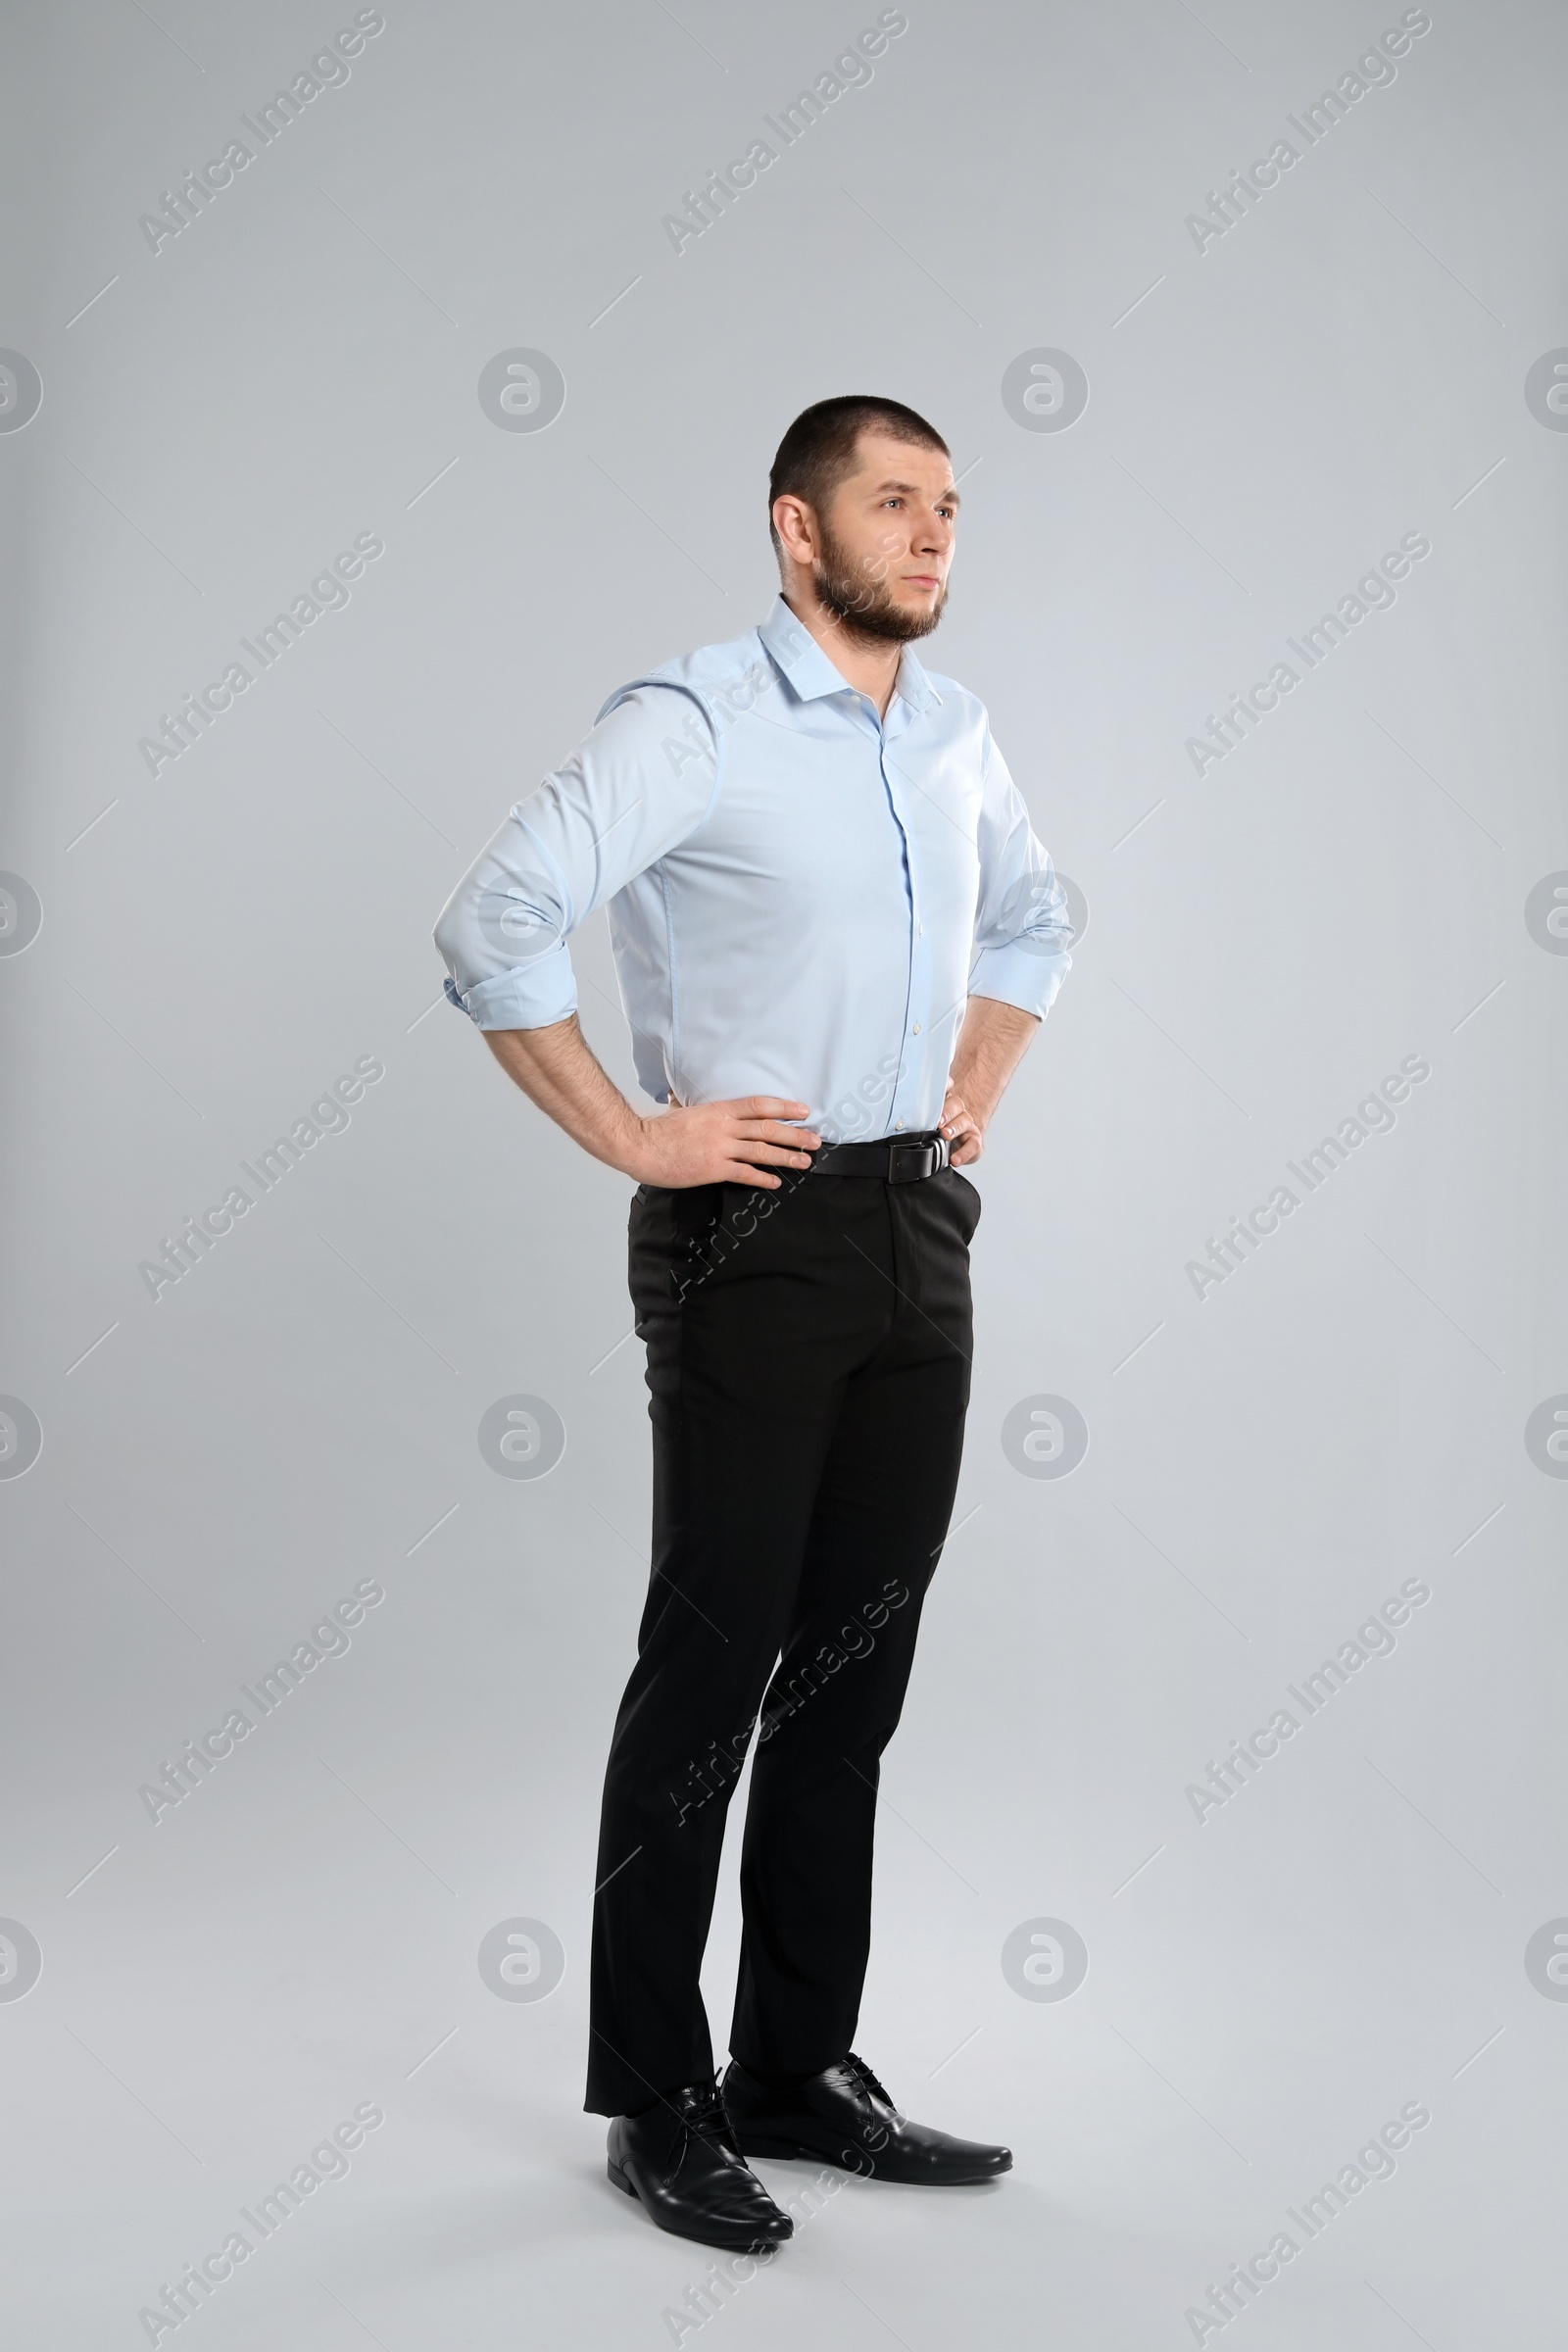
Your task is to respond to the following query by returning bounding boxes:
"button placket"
[874,729,923,1138]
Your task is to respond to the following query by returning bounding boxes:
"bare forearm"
[483,1015,646,1175]
[479,1016,819,1190]
[941,995,1041,1165]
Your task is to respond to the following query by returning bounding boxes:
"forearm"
[479,1016,819,1191]
[943,995,1040,1163]
[483,1015,647,1177]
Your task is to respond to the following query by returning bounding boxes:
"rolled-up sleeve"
[966,727,1073,1020]
[433,685,717,1031]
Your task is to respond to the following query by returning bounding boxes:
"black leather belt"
[807,1130,951,1182]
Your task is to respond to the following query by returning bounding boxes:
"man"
[434,395,1072,2251]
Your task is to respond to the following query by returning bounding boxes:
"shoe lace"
[844,2051,896,2110]
[678,2076,739,2151]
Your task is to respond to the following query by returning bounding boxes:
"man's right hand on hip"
[630,1097,820,1190]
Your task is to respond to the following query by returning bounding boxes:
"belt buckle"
[886,1134,948,1183]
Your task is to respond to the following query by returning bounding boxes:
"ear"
[771,492,818,565]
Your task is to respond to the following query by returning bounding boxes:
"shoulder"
[918,669,995,764]
[596,626,771,729]
[918,667,988,725]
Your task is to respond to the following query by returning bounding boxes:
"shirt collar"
[758,596,935,716]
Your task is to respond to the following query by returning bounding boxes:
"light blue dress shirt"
[433,598,1072,1144]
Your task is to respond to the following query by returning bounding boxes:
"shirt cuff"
[444,944,579,1031]
[967,940,1071,1022]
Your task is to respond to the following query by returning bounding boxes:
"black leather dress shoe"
[607,2076,795,2251]
[722,2051,1012,2185]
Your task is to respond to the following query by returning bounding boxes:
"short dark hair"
[768,395,949,555]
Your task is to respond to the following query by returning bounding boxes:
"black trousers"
[584,1159,980,2117]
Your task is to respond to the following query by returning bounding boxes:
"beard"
[812,517,948,644]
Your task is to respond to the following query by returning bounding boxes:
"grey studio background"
[2,0,1565,2344]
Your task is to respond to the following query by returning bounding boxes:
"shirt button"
[895,1120,906,1131]
[911,1022,921,1035]
[917,923,923,936]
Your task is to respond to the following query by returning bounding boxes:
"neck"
[780,586,904,717]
